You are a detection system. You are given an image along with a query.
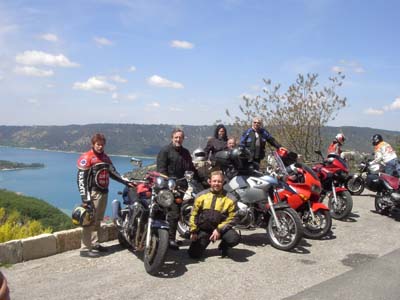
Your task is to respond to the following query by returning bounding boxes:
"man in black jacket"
[157,128,198,249]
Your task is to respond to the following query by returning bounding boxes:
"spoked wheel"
[177,204,193,239]
[374,193,390,215]
[303,210,332,239]
[144,228,169,276]
[328,191,353,220]
[346,177,365,195]
[117,232,131,249]
[266,208,303,251]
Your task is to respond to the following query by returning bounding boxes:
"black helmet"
[371,134,383,146]
[72,205,94,227]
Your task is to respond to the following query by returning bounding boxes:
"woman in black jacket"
[204,124,228,162]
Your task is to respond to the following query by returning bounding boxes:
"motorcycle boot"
[218,242,229,258]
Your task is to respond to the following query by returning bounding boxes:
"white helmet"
[335,133,345,145]
[192,148,207,161]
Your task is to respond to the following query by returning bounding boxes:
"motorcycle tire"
[374,193,390,215]
[328,190,353,220]
[177,204,193,239]
[144,228,169,276]
[303,210,332,239]
[346,177,365,195]
[266,207,303,251]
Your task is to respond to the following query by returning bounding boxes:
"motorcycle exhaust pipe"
[111,199,122,221]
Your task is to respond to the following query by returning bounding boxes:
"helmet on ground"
[71,205,94,227]
[192,148,207,161]
[371,134,383,146]
[335,133,345,145]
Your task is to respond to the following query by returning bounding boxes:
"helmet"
[335,133,345,145]
[371,134,383,146]
[71,205,94,227]
[192,148,207,161]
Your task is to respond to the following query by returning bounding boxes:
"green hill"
[0,124,399,155]
[0,189,74,232]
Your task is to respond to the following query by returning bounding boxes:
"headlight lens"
[168,178,176,190]
[157,190,174,208]
[155,176,167,189]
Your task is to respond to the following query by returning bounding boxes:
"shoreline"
[0,145,156,159]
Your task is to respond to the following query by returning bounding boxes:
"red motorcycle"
[273,151,332,239]
[312,150,353,220]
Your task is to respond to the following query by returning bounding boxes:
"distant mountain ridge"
[0,124,399,156]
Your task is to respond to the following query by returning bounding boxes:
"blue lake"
[0,146,155,217]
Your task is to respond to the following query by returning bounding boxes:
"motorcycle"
[272,151,332,239]
[215,148,304,251]
[367,169,400,216]
[111,158,175,276]
[312,150,353,220]
[346,155,398,195]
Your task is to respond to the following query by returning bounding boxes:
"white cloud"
[129,66,136,72]
[147,102,160,108]
[147,75,184,89]
[15,50,79,67]
[112,92,119,99]
[354,67,365,73]
[27,98,39,105]
[364,108,384,116]
[169,106,183,112]
[110,75,127,83]
[126,93,137,101]
[73,76,116,93]
[170,40,194,49]
[331,66,345,73]
[39,33,58,42]
[14,66,54,77]
[93,36,113,46]
[384,97,400,110]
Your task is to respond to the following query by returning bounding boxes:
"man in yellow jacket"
[188,170,240,258]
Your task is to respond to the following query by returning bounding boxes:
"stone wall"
[0,223,117,264]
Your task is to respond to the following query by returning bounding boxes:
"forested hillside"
[0,124,399,155]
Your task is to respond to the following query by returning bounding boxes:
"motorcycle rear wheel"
[144,228,169,276]
[303,210,332,239]
[328,190,353,220]
[266,208,303,251]
[346,177,365,195]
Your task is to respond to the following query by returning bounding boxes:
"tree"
[226,73,347,161]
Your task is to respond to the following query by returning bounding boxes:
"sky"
[0,0,400,131]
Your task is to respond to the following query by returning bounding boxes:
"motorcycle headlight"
[155,176,167,189]
[168,178,176,190]
[157,190,174,208]
[311,184,321,194]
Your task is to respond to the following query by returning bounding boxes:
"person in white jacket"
[370,134,399,176]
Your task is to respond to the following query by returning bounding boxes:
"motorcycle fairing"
[236,188,267,204]
[310,202,329,212]
[224,176,248,192]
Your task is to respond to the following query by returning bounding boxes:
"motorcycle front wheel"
[374,193,390,215]
[328,190,353,220]
[303,210,332,239]
[346,177,365,195]
[144,228,169,276]
[266,208,303,251]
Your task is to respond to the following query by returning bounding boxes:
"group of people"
[327,132,400,176]
[75,117,284,259]
[75,119,399,260]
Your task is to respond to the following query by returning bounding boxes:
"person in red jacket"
[327,133,345,156]
[77,133,133,257]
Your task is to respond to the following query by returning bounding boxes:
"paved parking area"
[4,193,400,300]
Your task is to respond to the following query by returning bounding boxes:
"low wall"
[0,223,117,264]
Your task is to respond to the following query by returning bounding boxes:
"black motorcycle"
[346,156,382,195]
[112,158,175,276]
